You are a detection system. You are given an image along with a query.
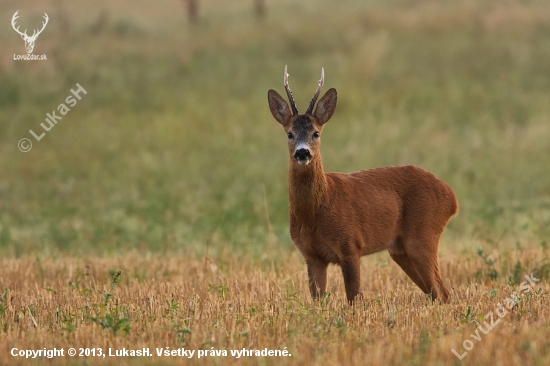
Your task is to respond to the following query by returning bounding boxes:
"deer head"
[11,11,49,54]
[268,66,337,166]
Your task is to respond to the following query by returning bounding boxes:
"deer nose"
[294,148,311,161]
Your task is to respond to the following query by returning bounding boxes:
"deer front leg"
[306,257,328,299]
[341,256,361,303]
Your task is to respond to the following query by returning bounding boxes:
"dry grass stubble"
[1,247,549,365]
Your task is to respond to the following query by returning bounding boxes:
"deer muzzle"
[294,148,312,164]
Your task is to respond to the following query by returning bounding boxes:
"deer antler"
[29,13,49,40]
[284,65,299,116]
[11,11,48,40]
[306,67,325,115]
[11,11,28,38]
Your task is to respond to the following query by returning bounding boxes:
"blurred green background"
[0,0,549,257]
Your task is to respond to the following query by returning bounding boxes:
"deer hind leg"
[390,238,449,302]
[340,256,361,304]
[389,253,431,294]
[306,257,328,299]
[390,242,449,303]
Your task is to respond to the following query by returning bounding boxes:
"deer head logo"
[11,11,49,54]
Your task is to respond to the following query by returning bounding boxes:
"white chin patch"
[296,159,310,165]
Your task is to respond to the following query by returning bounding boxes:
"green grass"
[0,0,549,257]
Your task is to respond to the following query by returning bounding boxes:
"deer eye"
[287,132,294,139]
[313,132,320,139]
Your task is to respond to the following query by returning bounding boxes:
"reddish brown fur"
[268,72,457,304]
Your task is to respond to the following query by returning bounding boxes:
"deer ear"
[268,89,291,126]
[313,88,337,125]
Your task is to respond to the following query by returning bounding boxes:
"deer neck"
[288,154,328,220]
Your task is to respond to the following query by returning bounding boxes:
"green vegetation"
[1,0,549,258]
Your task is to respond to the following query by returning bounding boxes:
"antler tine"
[11,10,19,27]
[284,65,299,116]
[11,11,28,37]
[34,13,49,38]
[306,67,325,115]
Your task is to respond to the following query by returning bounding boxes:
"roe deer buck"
[267,66,458,303]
